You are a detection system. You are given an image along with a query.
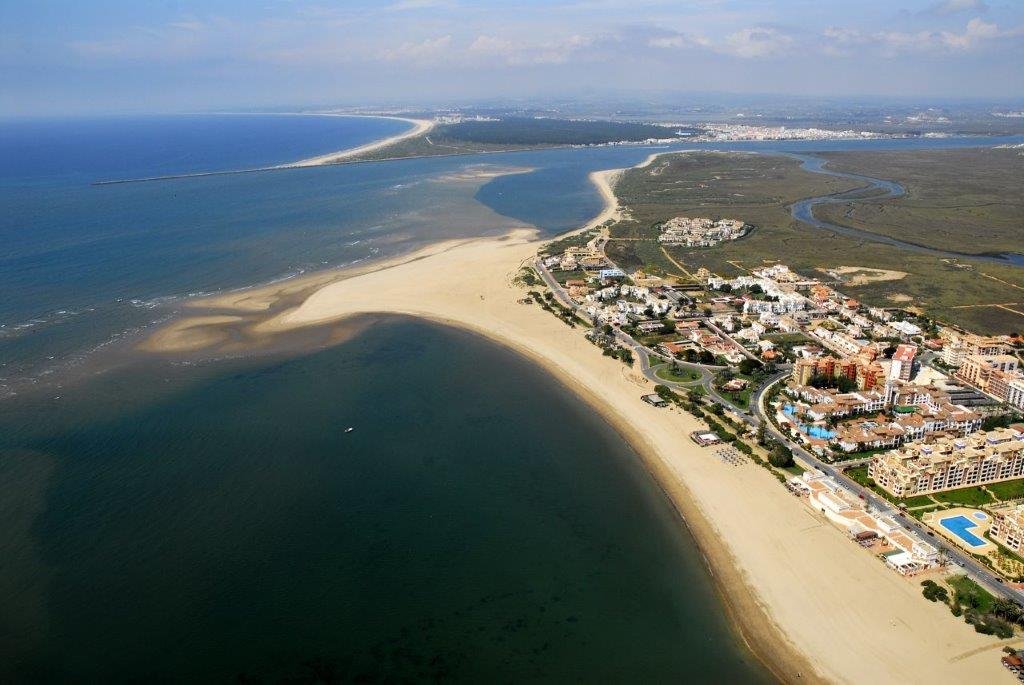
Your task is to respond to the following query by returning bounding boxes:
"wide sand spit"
[141,157,1016,684]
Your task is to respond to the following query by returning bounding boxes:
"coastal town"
[532,218,1024,656]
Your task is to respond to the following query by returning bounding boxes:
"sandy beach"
[283,116,434,167]
[141,160,1015,683]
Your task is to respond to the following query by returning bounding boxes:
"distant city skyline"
[2,0,1022,115]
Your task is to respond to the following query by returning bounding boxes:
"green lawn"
[553,269,589,284]
[901,495,936,508]
[931,487,995,508]
[832,447,889,462]
[947,575,996,614]
[987,479,1024,502]
[654,364,702,384]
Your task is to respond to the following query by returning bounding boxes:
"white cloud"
[380,35,453,62]
[822,17,1016,56]
[466,33,596,65]
[724,27,793,58]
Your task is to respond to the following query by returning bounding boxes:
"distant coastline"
[282,116,435,167]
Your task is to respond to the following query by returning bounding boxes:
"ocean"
[1,114,1021,680]
[0,316,772,682]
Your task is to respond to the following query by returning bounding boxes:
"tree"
[738,357,761,376]
[993,597,1023,624]
[687,389,703,405]
[662,318,676,334]
[698,350,715,365]
[719,283,732,293]
[755,424,768,446]
[768,443,794,468]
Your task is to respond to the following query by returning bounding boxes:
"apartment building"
[940,332,1011,367]
[869,428,1024,498]
[888,344,917,382]
[957,354,1019,390]
[991,505,1024,553]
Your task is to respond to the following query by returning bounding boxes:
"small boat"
[345,427,355,433]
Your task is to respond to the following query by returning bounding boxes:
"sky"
[2,0,1023,115]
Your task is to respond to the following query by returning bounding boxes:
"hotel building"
[869,428,1024,498]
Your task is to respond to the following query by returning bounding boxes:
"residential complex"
[658,216,747,247]
[940,331,1011,367]
[868,428,1024,498]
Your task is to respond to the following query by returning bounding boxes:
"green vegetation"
[438,118,689,146]
[541,228,599,256]
[515,267,540,287]
[988,480,1024,502]
[931,487,996,508]
[351,118,692,162]
[948,575,996,614]
[767,443,795,468]
[553,269,589,284]
[816,149,1024,258]
[607,150,1024,334]
[654,363,702,383]
[921,580,949,603]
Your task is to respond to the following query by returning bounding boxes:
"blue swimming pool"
[939,515,987,548]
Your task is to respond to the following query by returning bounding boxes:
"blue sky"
[2,0,1022,114]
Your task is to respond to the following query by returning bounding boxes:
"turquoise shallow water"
[0,317,772,682]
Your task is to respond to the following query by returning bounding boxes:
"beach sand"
[284,117,434,167]
[141,159,1016,684]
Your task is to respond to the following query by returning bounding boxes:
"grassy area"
[607,150,1024,334]
[763,332,812,345]
[987,479,1024,502]
[832,447,889,462]
[902,494,936,508]
[931,487,995,508]
[541,229,599,256]
[816,149,1024,258]
[654,364,702,383]
[947,575,996,614]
